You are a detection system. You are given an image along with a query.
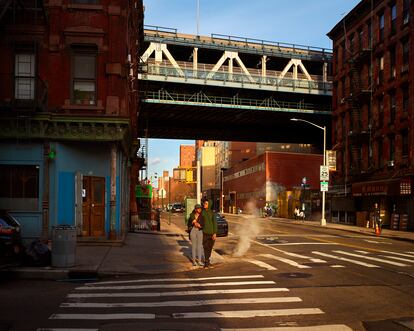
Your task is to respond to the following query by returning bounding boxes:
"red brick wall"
[266,152,322,190]
[224,152,322,211]
[180,145,195,168]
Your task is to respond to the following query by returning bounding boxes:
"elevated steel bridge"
[138,26,332,144]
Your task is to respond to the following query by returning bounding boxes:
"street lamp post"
[290,118,327,227]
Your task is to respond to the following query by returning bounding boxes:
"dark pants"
[203,233,215,265]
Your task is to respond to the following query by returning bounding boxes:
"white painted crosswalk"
[37,273,352,331]
[237,248,414,272]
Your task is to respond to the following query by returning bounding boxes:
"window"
[14,53,35,100]
[341,42,346,67]
[367,20,372,47]
[350,33,355,54]
[0,165,39,211]
[378,140,384,167]
[390,47,396,78]
[378,97,384,127]
[72,47,97,105]
[390,92,396,123]
[377,55,384,84]
[378,12,385,42]
[402,130,409,157]
[391,3,397,35]
[341,77,346,100]
[358,29,363,50]
[389,136,395,161]
[403,86,409,112]
[402,39,409,72]
[403,0,410,24]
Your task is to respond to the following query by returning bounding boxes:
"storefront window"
[0,165,39,211]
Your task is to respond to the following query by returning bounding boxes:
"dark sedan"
[215,213,228,237]
[0,210,22,258]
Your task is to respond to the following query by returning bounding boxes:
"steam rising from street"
[233,200,262,257]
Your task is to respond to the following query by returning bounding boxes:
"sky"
[144,0,361,182]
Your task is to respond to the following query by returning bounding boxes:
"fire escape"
[0,0,48,113]
[346,37,372,180]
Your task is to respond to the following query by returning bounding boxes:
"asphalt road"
[1,213,414,331]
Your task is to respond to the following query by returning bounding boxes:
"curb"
[270,218,414,243]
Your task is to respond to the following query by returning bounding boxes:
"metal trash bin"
[52,225,77,267]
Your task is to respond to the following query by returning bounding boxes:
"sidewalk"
[0,220,224,280]
[267,215,414,243]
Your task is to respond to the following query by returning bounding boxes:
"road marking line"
[354,250,370,254]
[49,313,155,320]
[405,251,414,255]
[37,329,99,331]
[260,254,311,269]
[268,243,335,246]
[379,255,414,263]
[221,324,353,331]
[312,251,379,268]
[67,288,290,299]
[172,308,324,319]
[245,259,277,270]
[330,265,345,268]
[75,280,275,291]
[365,240,391,244]
[61,297,302,308]
[381,250,414,258]
[87,274,264,286]
[333,250,408,267]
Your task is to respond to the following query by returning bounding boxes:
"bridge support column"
[261,55,267,78]
[109,143,117,240]
[323,62,328,82]
[228,56,233,80]
[193,47,198,77]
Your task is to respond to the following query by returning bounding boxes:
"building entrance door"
[82,176,105,237]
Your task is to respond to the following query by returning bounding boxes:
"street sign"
[320,181,329,192]
[159,188,166,198]
[320,165,329,181]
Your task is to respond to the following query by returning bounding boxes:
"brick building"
[179,145,195,168]
[328,0,414,230]
[0,0,144,240]
[223,151,322,217]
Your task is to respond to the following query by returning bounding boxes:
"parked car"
[171,203,184,213]
[215,213,228,237]
[0,210,22,258]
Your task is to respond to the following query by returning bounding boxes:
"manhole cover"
[277,272,312,279]
[256,236,287,244]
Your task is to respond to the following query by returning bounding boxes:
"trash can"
[52,225,77,267]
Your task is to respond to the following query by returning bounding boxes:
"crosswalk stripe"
[61,297,302,308]
[49,313,155,320]
[87,274,264,286]
[354,250,370,254]
[379,255,414,263]
[330,265,345,268]
[260,254,311,269]
[245,259,278,270]
[405,251,414,255]
[172,308,324,318]
[67,288,289,299]
[75,281,275,291]
[221,325,353,331]
[380,250,414,258]
[333,250,408,267]
[268,242,335,246]
[312,251,379,268]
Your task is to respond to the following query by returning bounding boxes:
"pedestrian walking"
[187,204,204,266]
[200,199,217,269]
[373,202,381,235]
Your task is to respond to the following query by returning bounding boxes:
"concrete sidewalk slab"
[0,216,225,280]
